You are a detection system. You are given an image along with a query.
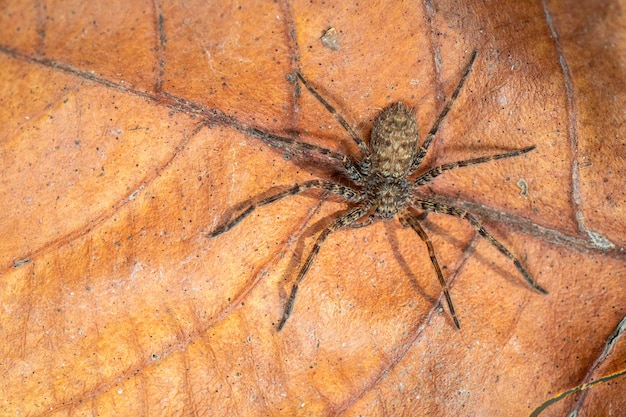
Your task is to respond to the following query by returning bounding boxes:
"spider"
[208,50,547,331]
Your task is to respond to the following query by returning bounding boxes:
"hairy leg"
[414,146,535,186]
[412,199,547,294]
[243,126,364,184]
[410,50,478,172]
[208,180,362,237]
[402,212,460,329]
[277,203,372,331]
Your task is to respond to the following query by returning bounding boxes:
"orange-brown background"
[1,0,624,416]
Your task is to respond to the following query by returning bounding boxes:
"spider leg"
[296,71,371,157]
[207,180,362,237]
[349,214,375,229]
[245,126,364,184]
[411,50,478,172]
[277,203,372,331]
[402,212,460,329]
[412,199,548,294]
[414,146,535,186]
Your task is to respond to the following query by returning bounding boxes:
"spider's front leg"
[412,199,547,294]
[401,211,460,329]
[277,203,371,331]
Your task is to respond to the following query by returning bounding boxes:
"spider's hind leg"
[411,50,478,172]
[414,146,535,186]
[295,71,370,156]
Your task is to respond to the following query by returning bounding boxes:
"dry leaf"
[1,1,625,416]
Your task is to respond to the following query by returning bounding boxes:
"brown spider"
[208,50,547,331]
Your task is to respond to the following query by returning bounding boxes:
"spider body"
[366,102,416,219]
[366,173,410,219]
[209,50,547,331]
[370,102,419,179]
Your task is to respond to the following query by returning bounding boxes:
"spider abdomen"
[370,102,419,179]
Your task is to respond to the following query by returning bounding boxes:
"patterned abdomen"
[370,102,419,178]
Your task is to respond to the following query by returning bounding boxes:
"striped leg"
[414,146,535,186]
[208,180,362,237]
[402,213,460,329]
[244,126,364,184]
[295,71,370,156]
[277,204,371,331]
[412,199,547,294]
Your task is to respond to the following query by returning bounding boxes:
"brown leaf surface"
[1,1,625,416]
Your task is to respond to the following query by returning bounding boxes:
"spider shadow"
[277,211,456,327]
[211,180,537,329]
[270,202,534,329]
[385,214,439,312]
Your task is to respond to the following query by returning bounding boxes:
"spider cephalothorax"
[208,50,547,331]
